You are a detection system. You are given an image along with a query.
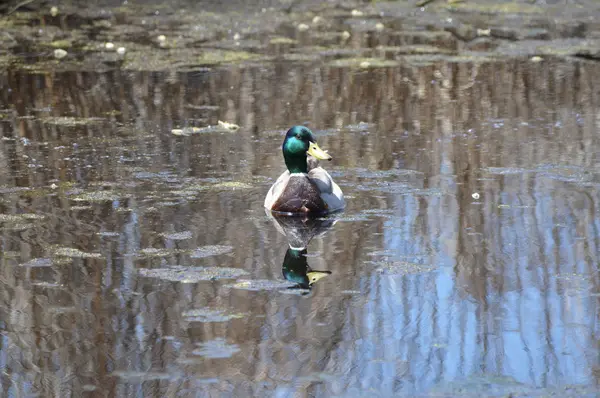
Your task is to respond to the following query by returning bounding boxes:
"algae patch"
[182,308,246,322]
[370,260,436,275]
[42,117,106,127]
[138,266,249,282]
[137,248,187,258]
[328,57,399,68]
[192,338,240,359]
[225,279,297,291]
[53,247,103,259]
[190,245,233,258]
[161,231,193,241]
[71,190,129,203]
[0,213,46,223]
[20,258,53,267]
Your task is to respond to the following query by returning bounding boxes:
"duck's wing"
[264,170,290,210]
[308,167,345,212]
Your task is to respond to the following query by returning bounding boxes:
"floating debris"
[225,279,297,291]
[53,49,67,59]
[182,308,246,322]
[105,42,115,50]
[97,231,120,237]
[33,282,63,288]
[351,9,364,17]
[190,245,233,258]
[117,47,126,55]
[53,247,103,259]
[139,266,249,283]
[217,120,239,131]
[297,23,310,32]
[171,120,239,136]
[472,192,480,199]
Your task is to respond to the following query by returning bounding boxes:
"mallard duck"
[264,126,345,214]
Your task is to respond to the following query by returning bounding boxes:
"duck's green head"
[282,126,332,173]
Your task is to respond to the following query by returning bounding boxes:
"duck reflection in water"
[268,213,336,292]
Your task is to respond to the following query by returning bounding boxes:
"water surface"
[0,58,599,397]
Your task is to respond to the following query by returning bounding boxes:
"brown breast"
[271,174,328,214]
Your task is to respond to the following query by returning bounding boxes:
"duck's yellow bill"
[307,271,332,285]
[307,142,332,160]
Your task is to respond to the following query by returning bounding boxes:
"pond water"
[0,58,599,397]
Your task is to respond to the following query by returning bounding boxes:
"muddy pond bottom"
[0,58,599,397]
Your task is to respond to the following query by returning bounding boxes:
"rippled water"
[0,58,599,397]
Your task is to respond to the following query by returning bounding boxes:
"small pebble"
[53,49,67,59]
[297,23,309,32]
[105,42,115,50]
[116,47,126,55]
[472,192,480,200]
[50,6,58,17]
